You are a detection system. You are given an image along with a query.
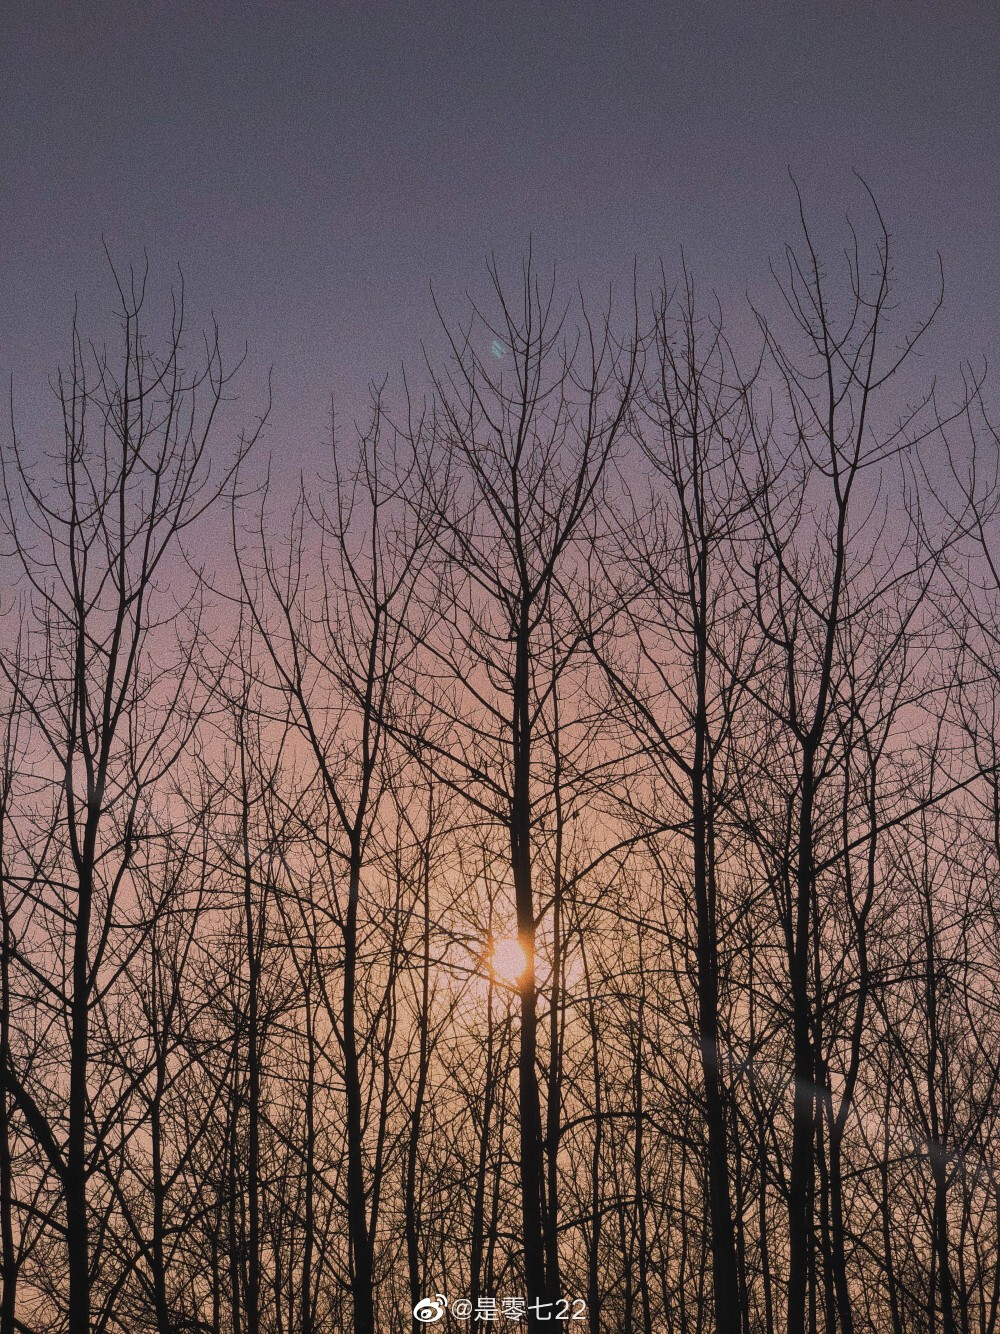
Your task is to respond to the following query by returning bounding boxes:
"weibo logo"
[413,1294,448,1323]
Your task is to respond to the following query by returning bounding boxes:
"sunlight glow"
[490,936,527,986]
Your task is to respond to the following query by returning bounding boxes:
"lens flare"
[490,936,527,985]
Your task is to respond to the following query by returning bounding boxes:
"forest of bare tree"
[1,205,999,1334]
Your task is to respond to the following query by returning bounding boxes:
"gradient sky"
[3,1,1000,466]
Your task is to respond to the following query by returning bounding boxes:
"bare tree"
[401,256,638,1327]
[744,190,972,1334]
[587,270,762,1334]
[233,400,432,1334]
[1,206,998,1334]
[0,262,257,1334]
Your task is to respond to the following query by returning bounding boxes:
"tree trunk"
[786,750,819,1334]
[343,846,375,1334]
[0,875,17,1334]
[300,972,317,1334]
[407,846,432,1332]
[511,621,549,1328]
[66,853,94,1334]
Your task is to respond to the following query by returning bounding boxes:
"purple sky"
[3,1,1000,466]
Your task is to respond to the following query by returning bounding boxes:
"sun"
[489,936,528,986]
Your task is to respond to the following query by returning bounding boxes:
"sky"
[3,1,1000,468]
